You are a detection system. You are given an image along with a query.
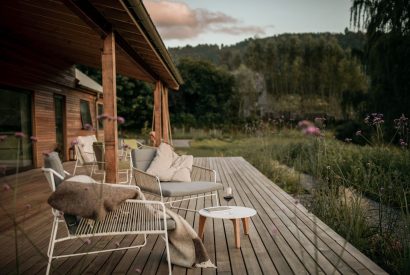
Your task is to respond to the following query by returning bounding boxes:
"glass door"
[54,94,66,160]
[0,88,33,174]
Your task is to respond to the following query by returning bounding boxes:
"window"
[80,100,92,129]
[97,103,104,129]
[0,88,33,173]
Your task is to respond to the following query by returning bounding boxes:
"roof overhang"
[0,0,182,90]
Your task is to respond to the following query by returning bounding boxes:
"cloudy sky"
[143,0,353,47]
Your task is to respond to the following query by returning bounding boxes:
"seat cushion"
[131,148,157,172]
[159,181,223,197]
[164,218,176,231]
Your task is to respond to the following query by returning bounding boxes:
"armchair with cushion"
[131,145,223,211]
[42,152,173,275]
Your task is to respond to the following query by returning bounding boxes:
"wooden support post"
[102,32,119,183]
[153,81,162,147]
[162,87,169,143]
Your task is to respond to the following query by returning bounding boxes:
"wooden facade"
[0,0,183,180]
[0,35,103,169]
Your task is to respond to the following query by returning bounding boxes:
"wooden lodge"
[0,0,183,182]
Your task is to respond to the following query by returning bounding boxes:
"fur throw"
[48,181,138,220]
[136,190,216,268]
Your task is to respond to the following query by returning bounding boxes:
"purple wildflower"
[364,116,370,124]
[117,116,125,124]
[394,114,408,129]
[15,132,25,138]
[399,139,408,148]
[0,135,7,142]
[355,130,362,136]
[298,120,314,129]
[304,126,321,137]
[84,124,93,131]
[97,113,109,120]
[71,139,79,147]
[3,184,11,191]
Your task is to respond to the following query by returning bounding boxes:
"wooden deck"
[0,157,387,274]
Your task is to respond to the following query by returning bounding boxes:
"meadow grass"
[177,129,409,274]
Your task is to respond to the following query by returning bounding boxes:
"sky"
[143,0,354,48]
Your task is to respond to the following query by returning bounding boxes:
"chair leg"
[164,233,172,275]
[46,218,59,275]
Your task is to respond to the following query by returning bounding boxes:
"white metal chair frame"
[73,144,132,184]
[42,168,172,275]
[132,165,220,212]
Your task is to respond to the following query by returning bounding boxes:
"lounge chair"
[131,147,223,211]
[92,141,132,184]
[42,152,173,275]
[72,135,98,176]
[73,135,131,184]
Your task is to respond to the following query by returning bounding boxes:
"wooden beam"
[161,87,169,143]
[102,32,119,183]
[153,81,162,147]
[63,0,157,81]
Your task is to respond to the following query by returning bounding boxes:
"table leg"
[198,215,207,241]
[231,219,240,248]
[242,217,249,235]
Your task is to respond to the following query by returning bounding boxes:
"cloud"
[144,0,266,40]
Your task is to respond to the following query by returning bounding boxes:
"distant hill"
[169,30,368,119]
[168,30,366,66]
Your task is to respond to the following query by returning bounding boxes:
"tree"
[169,58,238,128]
[351,0,410,128]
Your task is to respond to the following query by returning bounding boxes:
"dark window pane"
[98,103,104,129]
[0,88,33,174]
[80,100,92,129]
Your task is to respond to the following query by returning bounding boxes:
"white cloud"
[144,0,266,40]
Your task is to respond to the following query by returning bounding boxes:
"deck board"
[0,157,387,274]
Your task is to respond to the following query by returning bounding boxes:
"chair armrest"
[123,199,168,230]
[132,168,162,196]
[191,165,217,183]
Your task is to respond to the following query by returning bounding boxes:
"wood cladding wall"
[0,36,103,168]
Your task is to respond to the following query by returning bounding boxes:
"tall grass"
[182,129,410,274]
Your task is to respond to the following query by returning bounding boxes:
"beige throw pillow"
[77,135,97,163]
[146,143,193,182]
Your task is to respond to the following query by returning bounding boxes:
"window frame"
[80,99,93,129]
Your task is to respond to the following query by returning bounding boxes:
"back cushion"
[92,142,105,170]
[44,152,65,187]
[77,135,97,163]
[131,148,157,171]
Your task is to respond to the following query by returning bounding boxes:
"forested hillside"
[78,31,369,131]
[170,31,368,121]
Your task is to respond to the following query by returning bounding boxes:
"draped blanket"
[48,180,216,269]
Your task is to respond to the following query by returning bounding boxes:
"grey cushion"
[131,148,157,172]
[44,152,65,187]
[163,218,176,231]
[158,181,223,197]
[93,142,105,170]
[44,152,78,234]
